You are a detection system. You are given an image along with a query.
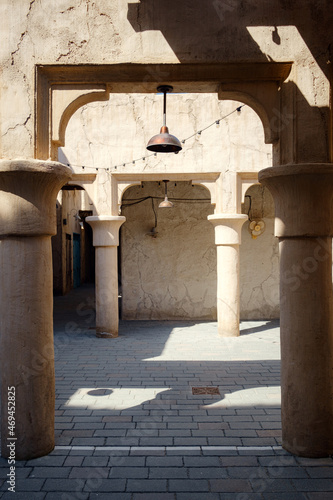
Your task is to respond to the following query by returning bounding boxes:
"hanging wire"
[63,104,245,173]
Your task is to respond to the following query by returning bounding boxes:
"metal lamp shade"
[147,126,182,153]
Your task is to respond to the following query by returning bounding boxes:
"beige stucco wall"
[240,184,279,320]
[59,95,271,216]
[0,1,331,164]
[121,182,216,320]
[120,181,279,320]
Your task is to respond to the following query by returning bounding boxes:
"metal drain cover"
[192,387,220,395]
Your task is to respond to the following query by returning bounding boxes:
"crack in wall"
[56,40,88,62]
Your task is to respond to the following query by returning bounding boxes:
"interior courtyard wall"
[60,95,271,215]
[121,182,216,320]
[1,1,331,164]
[240,184,279,320]
[121,182,279,320]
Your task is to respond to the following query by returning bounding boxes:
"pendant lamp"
[146,85,182,153]
[159,180,174,208]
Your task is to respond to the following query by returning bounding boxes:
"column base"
[96,329,119,339]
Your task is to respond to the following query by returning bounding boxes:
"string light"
[63,104,245,173]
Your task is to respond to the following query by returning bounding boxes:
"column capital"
[259,163,333,238]
[86,215,126,246]
[208,214,248,245]
[0,159,72,237]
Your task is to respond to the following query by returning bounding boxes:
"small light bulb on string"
[216,120,220,128]
[237,107,242,114]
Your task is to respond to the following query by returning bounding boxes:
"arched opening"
[52,185,95,296]
[120,181,216,320]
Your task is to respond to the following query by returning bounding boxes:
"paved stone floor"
[1,284,333,499]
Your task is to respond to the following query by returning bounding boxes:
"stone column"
[259,163,333,457]
[208,214,248,337]
[0,159,72,460]
[86,216,126,338]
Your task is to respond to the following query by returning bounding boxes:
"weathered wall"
[121,181,279,320]
[0,1,331,163]
[60,95,271,215]
[240,184,279,320]
[121,182,216,320]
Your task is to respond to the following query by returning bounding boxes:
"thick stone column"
[208,214,248,337]
[86,216,126,338]
[0,159,72,460]
[259,163,333,457]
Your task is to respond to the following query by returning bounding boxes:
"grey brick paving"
[1,288,332,498]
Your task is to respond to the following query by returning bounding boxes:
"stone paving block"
[81,456,109,467]
[83,478,126,492]
[210,478,253,492]
[71,438,105,446]
[149,467,188,478]
[73,423,105,430]
[266,466,309,478]
[189,467,228,479]
[110,466,149,478]
[217,494,263,500]
[109,456,145,467]
[176,494,220,500]
[305,494,333,499]
[221,456,258,466]
[69,466,110,479]
[1,494,46,500]
[184,456,221,467]
[295,457,333,466]
[63,456,84,467]
[126,479,168,492]
[207,438,242,446]
[262,494,308,500]
[26,456,66,467]
[106,437,140,446]
[292,478,333,491]
[132,494,175,500]
[305,467,333,478]
[130,447,166,456]
[159,430,192,437]
[241,439,277,446]
[3,478,45,492]
[30,467,71,478]
[90,494,132,500]
[95,429,127,437]
[140,437,173,446]
[169,479,210,492]
[174,438,208,446]
[146,456,183,467]
[68,449,94,456]
[256,478,296,491]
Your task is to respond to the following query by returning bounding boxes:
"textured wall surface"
[121,182,217,320]
[240,184,279,320]
[120,182,279,320]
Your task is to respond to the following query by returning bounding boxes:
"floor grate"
[192,386,220,395]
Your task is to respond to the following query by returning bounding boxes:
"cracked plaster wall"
[0,1,331,162]
[121,182,279,320]
[240,184,279,320]
[60,95,271,214]
[120,182,217,320]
